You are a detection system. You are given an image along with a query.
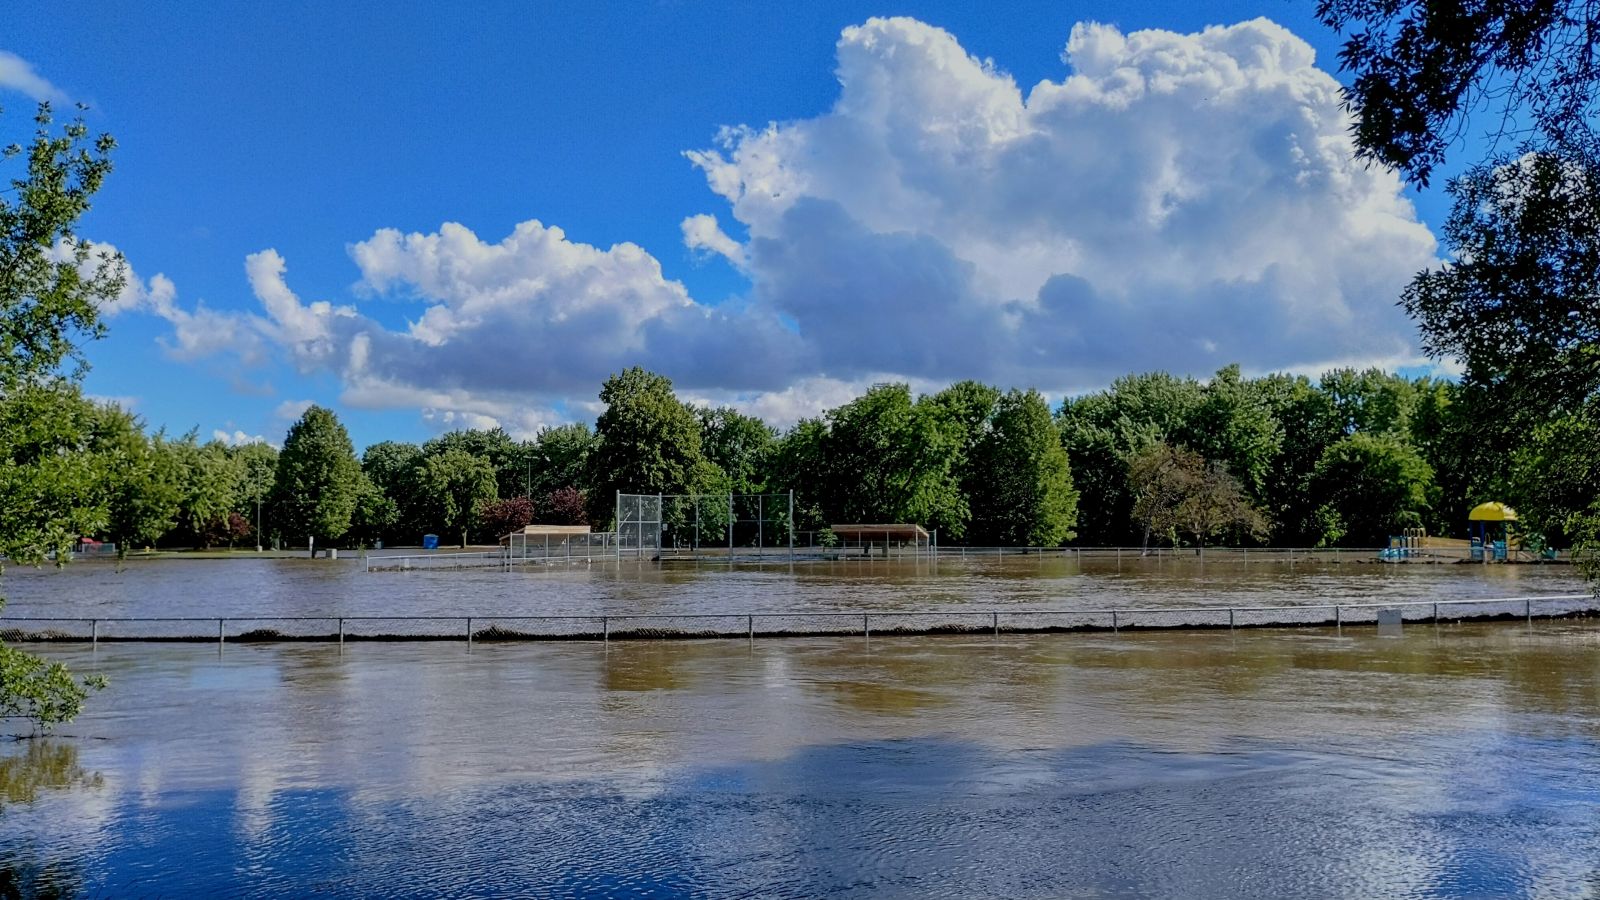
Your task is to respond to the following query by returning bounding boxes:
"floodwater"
[0,554,1586,619]
[3,623,1600,897]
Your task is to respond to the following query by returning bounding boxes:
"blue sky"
[3,1,1463,450]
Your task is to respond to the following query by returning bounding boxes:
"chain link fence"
[3,594,1592,643]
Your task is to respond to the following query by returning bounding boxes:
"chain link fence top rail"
[360,542,1575,571]
[3,594,1593,643]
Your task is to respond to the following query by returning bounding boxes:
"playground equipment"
[1468,502,1517,562]
[1382,527,1428,560]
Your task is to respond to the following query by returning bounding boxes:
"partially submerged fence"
[3,594,1592,644]
[360,543,1575,572]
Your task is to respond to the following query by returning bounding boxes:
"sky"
[2,0,1465,450]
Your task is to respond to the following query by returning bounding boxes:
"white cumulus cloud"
[117,16,1438,429]
[685,16,1437,389]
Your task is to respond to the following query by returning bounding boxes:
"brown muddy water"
[0,554,1586,618]
[1,559,1597,897]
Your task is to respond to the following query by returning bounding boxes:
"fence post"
[91,619,97,646]
[1433,602,1439,623]
[338,618,344,645]
[467,617,473,647]
[1526,598,1533,624]
[1112,610,1119,632]
[218,618,225,645]
[1229,608,1235,630]
[993,611,999,636]
[603,616,609,642]
[747,615,754,640]
[1335,605,1342,629]
[863,614,870,638]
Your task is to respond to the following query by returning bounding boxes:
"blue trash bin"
[422,534,439,550]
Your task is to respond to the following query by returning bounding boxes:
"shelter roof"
[1468,502,1518,522]
[830,524,929,540]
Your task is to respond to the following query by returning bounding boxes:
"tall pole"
[255,490,262,553]
[789,490,794,560]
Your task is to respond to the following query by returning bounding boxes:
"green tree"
[347,473,399,548]
[928,380,1001,543]
[587,368,720,525]
[1186,364,1282,501]
[1319,368,1420,438]
[166,436,241,548]
[362,440,425,542]
[530,423,598,498]
[817,384,968,538]
[969,389,1078,546]
[0,382,105,564]
[1,103,122,386]
[89,404,179,559]
[1057,372,1204,544]
[418,448,498,547]
[1250,372,1342,544]
[697,406,777,495]
[767,418,830,534]
[1406,378,1472,536]
[1309,433,1437,547]
[270,406,362,555]
[423,428,523,500]
[1506,407,1600,548]
[228,440,278,548]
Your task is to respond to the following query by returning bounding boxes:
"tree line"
[46,358,1572,556]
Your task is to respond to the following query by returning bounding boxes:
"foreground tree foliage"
[0,102,120,727]
[1405,154,1600,416]
[1319,0,1600,587]
[1317,0,1600,187]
